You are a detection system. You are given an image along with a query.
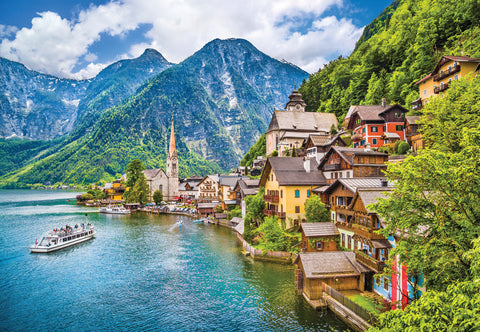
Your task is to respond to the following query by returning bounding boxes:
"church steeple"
[167,121,178,178]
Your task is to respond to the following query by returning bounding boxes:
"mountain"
[0,38,308,186]
[299,0,480,119]
[0,48,173,140]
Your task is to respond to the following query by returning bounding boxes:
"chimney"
[381,179,388,187]
[304,157,311,173]
[382,98,386,107]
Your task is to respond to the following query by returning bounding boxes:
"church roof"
[267,111,337,133]
[143,168,166,180]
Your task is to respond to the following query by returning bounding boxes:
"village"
[90,55,480,331]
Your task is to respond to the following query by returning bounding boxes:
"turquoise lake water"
[0,190,350,331]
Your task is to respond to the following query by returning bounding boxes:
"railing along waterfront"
[322,283,378,325]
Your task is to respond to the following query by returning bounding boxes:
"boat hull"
[30,232,95,253]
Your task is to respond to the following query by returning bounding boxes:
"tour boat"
[30,223,95,253]
[99,205,131,214]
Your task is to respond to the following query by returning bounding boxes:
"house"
[219,175,249,210]
[304,133,347,163]
[178,176,203,200]
[103,179,126,201]
[317,146,388,184]
[412,55,480,110]
[259,157,327,228]
[197,175,220,200]
[320,177,392,226]
[233,178,260,217]
[299,222,340,252]
[405,116,423,153]
[197,202,219,217]
[295,251,372,300]
[346,101,409,149]
[266,89,338,156]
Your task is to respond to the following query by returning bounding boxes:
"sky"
[0,0,391,80]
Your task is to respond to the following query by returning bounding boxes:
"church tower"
[166,121,179,200]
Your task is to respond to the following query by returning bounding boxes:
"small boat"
[30,223,95,253]
[192,219,204,224]
[99,205,131,214]
[177,219,183,228]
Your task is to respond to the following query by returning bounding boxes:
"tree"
[304,195,330,223]
[369,237,480,331]
[152,190,163,204]
[125,159,146,188]
[244,187,265,227]
[128,172,150,205]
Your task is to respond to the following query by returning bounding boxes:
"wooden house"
[405,116,423,153]
[197,175,220,200]
[295,251,371,300]
[304,133,346,162]
[299,222,339,252]
[104,179,126,201]
[318,146,388,184]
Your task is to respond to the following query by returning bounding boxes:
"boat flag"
[35,238,38,245]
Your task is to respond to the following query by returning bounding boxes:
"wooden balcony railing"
[324,163,341,171]
[355,250,386,272]
[434,82,449,94]
[264,209,286,219]
[433,64,460,81]
[264,194,279,203]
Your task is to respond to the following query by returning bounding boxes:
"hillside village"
[94,54,480,330]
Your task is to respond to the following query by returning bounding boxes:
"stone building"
[143,121,179,201]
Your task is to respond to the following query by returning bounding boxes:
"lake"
[0,190,350,331]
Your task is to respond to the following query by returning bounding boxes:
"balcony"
[434,82,449,94]
[351,133,363,142]
[355,250,386,272]
[264,194,280,203]
[410,98,423,111]
[324,163,341,171]
[433,64,460,81]
[264,209,286,219]
[351,224,385,240]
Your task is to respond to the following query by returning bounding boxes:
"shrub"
[397,141,410,154]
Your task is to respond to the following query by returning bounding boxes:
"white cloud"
[0,0,364,78]
[0,24,19,38]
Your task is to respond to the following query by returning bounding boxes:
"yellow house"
[259,157,327,229]
[104,179,126,201]
[412,55,480,110]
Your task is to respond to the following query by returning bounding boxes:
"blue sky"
[0,0,391,79]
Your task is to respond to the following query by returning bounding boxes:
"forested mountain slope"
[299,0,480,120]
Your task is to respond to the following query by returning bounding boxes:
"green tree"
[369,237,480,331]
[304,195,330,223]
[245,187,265,227]
[128,172,150,205]
[125,159,146,188]
[152,190,163,204]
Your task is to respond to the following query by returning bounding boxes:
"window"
[440,82,444,89]
[362,127,365,133]
[295,206,300,213]
[295,190,300,198]
[307,190,311,197]
[454,74,459,80]
[371,126,378,133]
[280,190,283,198]
[346,171,350,178]
[372,138,377,145]
[316,242,324,250]
[423,89,427,96]
[394,113,398,118]
[396,125,404,131]
[341,233,345,247]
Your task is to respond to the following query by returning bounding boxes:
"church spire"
[169,120,177,158]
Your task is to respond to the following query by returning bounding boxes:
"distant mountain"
[0,38,308,186]
[0,48,173,140]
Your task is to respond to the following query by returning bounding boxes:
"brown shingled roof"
[318,146,387,169]
[300,222,339,237]
[297,251,371,278]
